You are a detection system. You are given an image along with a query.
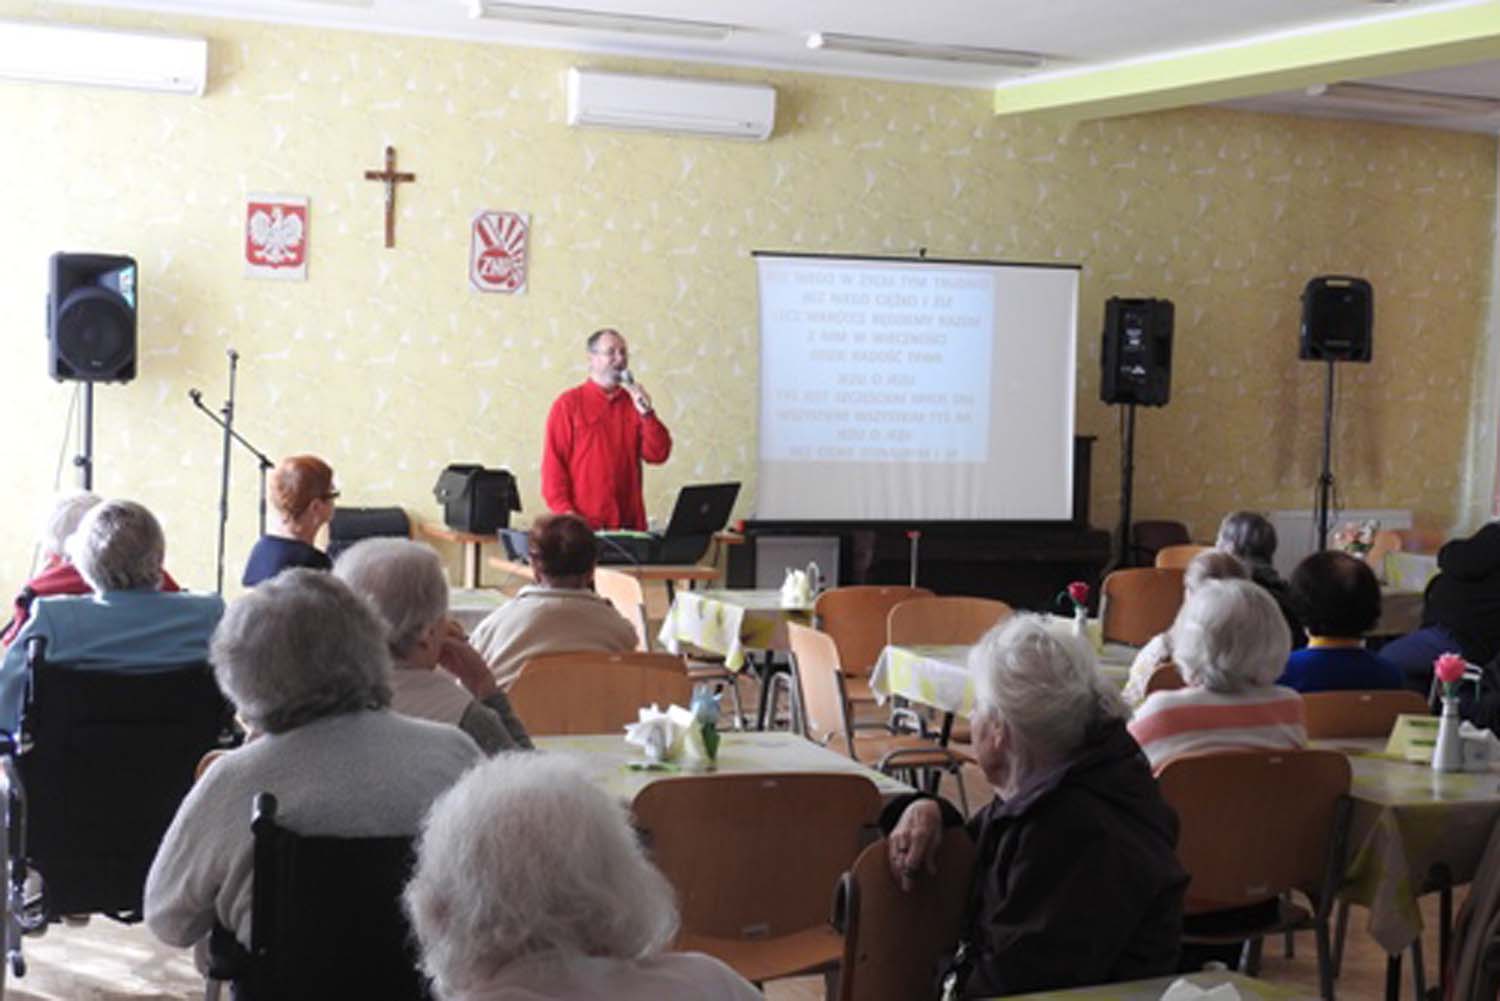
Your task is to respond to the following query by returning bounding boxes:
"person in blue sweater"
[1279,550,1402,693]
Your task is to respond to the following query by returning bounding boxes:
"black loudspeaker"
[1100,297,1174,407]
[48,253,138,382]
[1300,276,1373,362]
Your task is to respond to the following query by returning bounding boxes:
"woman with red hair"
[242,455,338,587]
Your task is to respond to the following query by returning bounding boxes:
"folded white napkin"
[1158,978,1243,1001]
[624,704,710,762]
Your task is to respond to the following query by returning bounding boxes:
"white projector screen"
[756,253,1079,521]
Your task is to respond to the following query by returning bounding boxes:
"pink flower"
[1434,652,1466,685]
[1066,581,1090,606]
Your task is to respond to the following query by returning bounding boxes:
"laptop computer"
[500,482,740,567]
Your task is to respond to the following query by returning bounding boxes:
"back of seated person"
[3,490,180,647]
[334,537,532,753]
[0,499,222,735]
[144,569,482,951]
[470,513,637,690]
[1129,579,1307,773]
[1279,550,1402,694]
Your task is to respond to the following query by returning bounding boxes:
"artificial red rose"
[1066,581,1090,606]
[1434,652,1467,685]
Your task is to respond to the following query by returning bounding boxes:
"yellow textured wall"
[0,1,1494,593]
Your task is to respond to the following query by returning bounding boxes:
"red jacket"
[3,558,182,647]
[541,381,672,530]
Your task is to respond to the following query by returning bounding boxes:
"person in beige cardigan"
[470,513,638,690]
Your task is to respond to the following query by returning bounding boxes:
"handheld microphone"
[619,368,635,386]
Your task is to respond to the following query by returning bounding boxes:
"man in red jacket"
[541,329,672,530]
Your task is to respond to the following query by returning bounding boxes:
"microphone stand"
[188,350,273,594]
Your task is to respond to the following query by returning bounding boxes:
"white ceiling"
[49,0,1500,132]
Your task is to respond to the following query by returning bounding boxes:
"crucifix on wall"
[363,145,416,249]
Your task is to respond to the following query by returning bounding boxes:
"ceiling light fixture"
[469,2,734,42]
[806,31,1047,70]
[1314,81,1500,117]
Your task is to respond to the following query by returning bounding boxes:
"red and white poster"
[244,194,308,281]
[469,210,529,294]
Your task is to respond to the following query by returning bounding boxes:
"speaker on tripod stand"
[47,252,138,488]
[1300,275,1373,552]
[1101,297,1174,570]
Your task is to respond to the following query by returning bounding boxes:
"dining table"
[993,971,1319,1000]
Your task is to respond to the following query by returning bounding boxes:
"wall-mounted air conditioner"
[0,19,208,96]
[566,67,775,141]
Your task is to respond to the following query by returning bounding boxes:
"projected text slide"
[759,262,994,463]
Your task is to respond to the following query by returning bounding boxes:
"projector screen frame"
[752,248,1084,525]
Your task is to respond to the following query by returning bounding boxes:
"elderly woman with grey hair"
[884,616,1186,997]
[1121,549,1249,708]
[334,538,531,753]
[144,569,481,953]
[404,753,759,1001]
[1215,510,1305,648]
[0,499,218,734]
[3,491,183,647]
[1128,578,1307,772]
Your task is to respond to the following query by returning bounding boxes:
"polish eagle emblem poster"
[469,211,529,294]
[244,195,308,280]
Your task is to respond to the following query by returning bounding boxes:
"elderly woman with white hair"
[145,569,481,952]
[1128,578,1307,772]
[334,538,531,753]
[404,753,760,1001]
[3,491,182,647]
[1121,549,1248,708]
[0,499,219,734]
[885,615,1187,998]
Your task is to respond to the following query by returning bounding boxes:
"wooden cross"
[363,145,416,249]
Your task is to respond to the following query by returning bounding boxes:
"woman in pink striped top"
[1128,578,1307,772]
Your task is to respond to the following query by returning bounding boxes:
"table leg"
[464,543,481,589]
[938,712,955,747]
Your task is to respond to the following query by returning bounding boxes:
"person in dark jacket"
[1382,521,1500,695]
[1279,551,1402,693]
[884,615,1187,998]
[243,454,338,587]
[1215,510,1307,650]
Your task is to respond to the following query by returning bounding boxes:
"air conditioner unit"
[566,67,775,141]
[0,19,208,96]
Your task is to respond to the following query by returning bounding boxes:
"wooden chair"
[591,570,747,728]
[1302,689,1430,739]
[1157,748,1352,1001]
[788,622,972,814]
[831,829,977,1001]
[1100,568,1185,647]
[886,596,1012,647]
[507,651,694,735]
[632,773,882,989]
[1144,660,1185,696]
[1155,543,1213,569]
[814,585,934,704]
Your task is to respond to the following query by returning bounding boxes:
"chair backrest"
[815,586,935,678]
[833,829,977,1001]
[1154,544,1213,570]
[1145,660,1186,696]
[327,506,412,560]
[593,568,650,652]
[19,645,231,920]
[1301,689,1431,739]
[1157,749,1351,912]
[508,652,694,735]
[234,792,429,1001]
[787,622,855,756]
[1100,568,1185,646]
[887,596,1012,647]
[632,773,882,941]
[1131,520,1191,566]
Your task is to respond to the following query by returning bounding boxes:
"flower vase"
[1072,606,1088,641]
[1433,696,1464,773]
